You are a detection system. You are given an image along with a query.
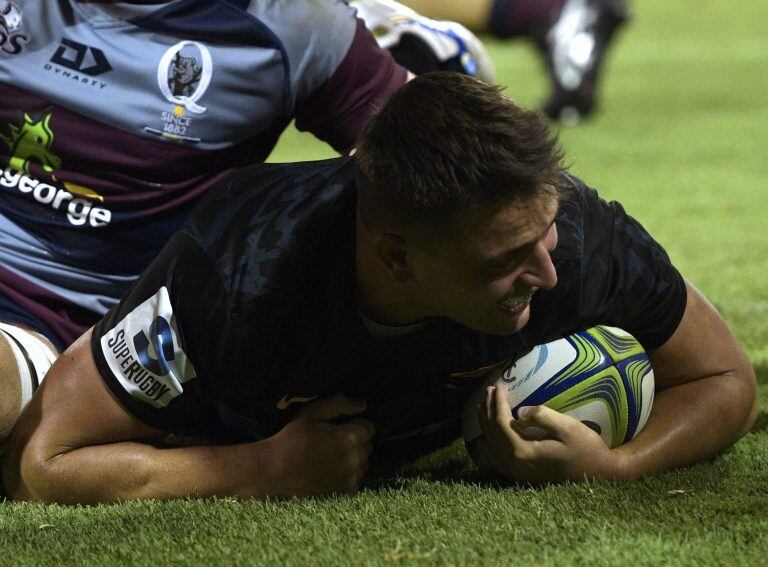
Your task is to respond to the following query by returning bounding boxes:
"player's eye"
[487,243,535,271]
[487,252,525,272]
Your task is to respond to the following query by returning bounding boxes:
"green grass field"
[2,0,767,563]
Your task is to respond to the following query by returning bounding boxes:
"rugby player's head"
[355,72,563,245]
[355,72,563,335]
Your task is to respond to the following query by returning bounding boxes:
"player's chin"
[471,302,532,335]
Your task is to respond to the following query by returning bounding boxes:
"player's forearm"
[611,367,757,480]
[10,439,277,504]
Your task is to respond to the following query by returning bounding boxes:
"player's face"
[410,195,559,335]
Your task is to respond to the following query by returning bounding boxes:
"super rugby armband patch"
[99,287,197,409]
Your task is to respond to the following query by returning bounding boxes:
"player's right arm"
[3,330,373,503]
[261,0,408,153]
[4,212,375,504]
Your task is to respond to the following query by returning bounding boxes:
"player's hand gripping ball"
[462,326,654,470]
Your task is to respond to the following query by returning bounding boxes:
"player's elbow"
[720,348,759,441]
[743,396,759,438]
[3,430,54,502]
[3,418,86,503]
[737,362,758,438]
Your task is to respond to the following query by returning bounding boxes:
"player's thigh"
[398,0,493,31]
[0,322,59,441]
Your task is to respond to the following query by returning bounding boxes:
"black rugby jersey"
[91,157,687,464]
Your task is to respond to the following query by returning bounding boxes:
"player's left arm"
[479,279,757,483]
[609,278,757,478]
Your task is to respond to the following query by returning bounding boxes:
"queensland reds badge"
[144,40,213,144]
[0,1,28,55]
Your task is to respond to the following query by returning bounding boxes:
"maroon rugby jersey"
[0,0,407,347]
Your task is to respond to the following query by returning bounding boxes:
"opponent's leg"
[540,0,631,122]
[394,0,630,122]
[0,323,58,443]
[389,0,494,32]
[481,0,631,121]
[486,0,565,38]
[352,0,496,83]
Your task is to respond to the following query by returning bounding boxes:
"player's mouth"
[497,292,534,315]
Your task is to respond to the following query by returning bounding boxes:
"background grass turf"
[2,0,766,563]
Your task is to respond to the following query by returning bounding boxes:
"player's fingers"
[343,445,371,492]
[481,387,504,440]
[342,418,376,442]
[493,384,519,434]
[343,443,369,471]
[475,402,497,451]
[477,385,496,433]
[484,386,495,423]
[337,420,376,449]
[517,405,577,440]
[493,384,512,419]
[297,393,366,422]
[487,386,527,450]
[359,440,373,460]
[353,443,372,475]
[476,400,489,435]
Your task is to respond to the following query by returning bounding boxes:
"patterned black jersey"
[91,157,687,464]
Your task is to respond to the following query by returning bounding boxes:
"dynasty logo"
[144,40,213,144]
[0,110,111,227]
[0,1,27,55]
[45,38,112,89]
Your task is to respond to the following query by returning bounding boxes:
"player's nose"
[522,241,558,291]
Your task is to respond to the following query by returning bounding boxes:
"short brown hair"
[355,72,564,242]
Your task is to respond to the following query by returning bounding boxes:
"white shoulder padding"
[0,323,58,406]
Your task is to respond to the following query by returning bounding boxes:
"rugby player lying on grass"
[4,74,756,502]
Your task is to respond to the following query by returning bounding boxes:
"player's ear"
[374,233,413,282]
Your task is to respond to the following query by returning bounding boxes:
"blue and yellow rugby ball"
[462,325,654,466]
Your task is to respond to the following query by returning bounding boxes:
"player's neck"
[355,278,430,328]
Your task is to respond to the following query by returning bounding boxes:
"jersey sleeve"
[293,18,408,152]
[90,231,230,434]
[257,0,407,152]
[575,179,688,350]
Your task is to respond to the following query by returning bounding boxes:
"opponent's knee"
[0,324,58,441]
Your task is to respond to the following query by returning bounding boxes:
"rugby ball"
[462,325,654,468]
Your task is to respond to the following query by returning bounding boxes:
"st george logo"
[0,111,61,176]
[0,1,27,55]
[50,38,112,76]
[1,110,105,202]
